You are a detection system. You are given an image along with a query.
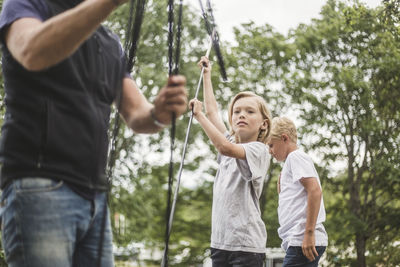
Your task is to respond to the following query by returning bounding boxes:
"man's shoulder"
[0,0,49,35]
[1,0,49,17]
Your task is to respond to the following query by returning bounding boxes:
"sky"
[192,0,383,42]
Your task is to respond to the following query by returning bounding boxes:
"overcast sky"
[192,0,383,42]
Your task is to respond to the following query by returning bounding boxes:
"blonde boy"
[268,117,328,267]
[190,56,271,266]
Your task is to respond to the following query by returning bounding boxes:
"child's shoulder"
[243,140,269,152]
[287,150,313,163]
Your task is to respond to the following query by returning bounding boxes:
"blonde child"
[189,57,271,266]
[267,117,328,266]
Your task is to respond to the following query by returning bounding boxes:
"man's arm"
[4,0,124,71]
[300,177,322,262]
[120,76,187,133]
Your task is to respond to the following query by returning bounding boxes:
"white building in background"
[265,248,285,267]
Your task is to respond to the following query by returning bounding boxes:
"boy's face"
[231,97,266,143]
[267,136,289,162]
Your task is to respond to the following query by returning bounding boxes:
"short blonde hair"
[227,91,272,144]
[269,117,298,143]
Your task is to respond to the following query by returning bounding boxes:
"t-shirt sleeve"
[236,141,270,181]
[0,0,49,41]
[217,132,232,164]
[289,152,319,182]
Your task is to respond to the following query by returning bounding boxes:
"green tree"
[282,0,400,265]
[106,0,216,265]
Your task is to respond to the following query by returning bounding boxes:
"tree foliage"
[101,0,400,265]
[106,0,216,264]
[281,0,400,265]
[0,0,399,266]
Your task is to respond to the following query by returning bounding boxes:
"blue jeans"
[0,177,114,267]
[210,248,266,267]
[283,246,326,267]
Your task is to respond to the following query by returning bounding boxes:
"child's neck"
[285,142,298,158]
[237,135,257,144]
[236,131,260,144]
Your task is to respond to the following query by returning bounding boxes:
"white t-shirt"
[211,134,270,253]
[277,150,328,251]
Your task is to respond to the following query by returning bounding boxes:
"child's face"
[231,97,266,143]
[267,136,288,162]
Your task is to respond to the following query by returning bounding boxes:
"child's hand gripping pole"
[160,37,213,267]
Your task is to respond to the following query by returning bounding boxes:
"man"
[0,0,187,266]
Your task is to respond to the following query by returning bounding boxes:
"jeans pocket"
[0,183,15,231]
[210,248,221,260]
[285,246,298,256]
[315,246,326,258]
[15,177,63,194]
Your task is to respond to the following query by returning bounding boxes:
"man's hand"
[152,75,188,125]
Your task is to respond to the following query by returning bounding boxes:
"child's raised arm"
[190,99,245,159]
[198,56,227,134]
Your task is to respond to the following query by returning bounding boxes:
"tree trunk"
[355,233,367,267]
[347,135,366,267]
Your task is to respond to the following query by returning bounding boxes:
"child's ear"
[260,119,268,130]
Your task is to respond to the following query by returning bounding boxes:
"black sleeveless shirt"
[0,0,127,190]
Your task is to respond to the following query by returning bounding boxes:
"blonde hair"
[227,91,272,144]
[269,117,298,143]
